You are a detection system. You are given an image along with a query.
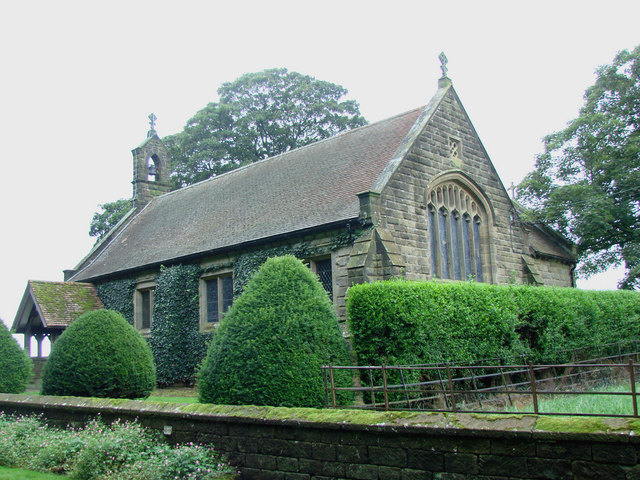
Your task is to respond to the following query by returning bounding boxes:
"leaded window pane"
[221,276,233,314]
[428,181,488,283]
[428,208,437,275]
[315,259,333,300]
[438,208,450,279]
[206,278,219,323]
[474,217,483,282]
[462,214,472,279]
[451,212,461,280]
[141,290,151,329]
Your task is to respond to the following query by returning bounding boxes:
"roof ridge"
[69,102,428,281]
[371,83,452,193]
[30,280,95,286]
[152,106,427,200]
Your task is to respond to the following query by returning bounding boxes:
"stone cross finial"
[148,113,157,131]
[508,182,518,199]
[438,52,448,77]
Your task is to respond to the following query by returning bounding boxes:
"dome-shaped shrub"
[41,309,156,398]
[198,255,352,407]
[0,321,33,393]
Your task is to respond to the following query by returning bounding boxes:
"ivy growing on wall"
[92,224,368,386]
[96,279,136,325]
[150,264,209,386]
[233,223,370,295]
[234,244,318,295]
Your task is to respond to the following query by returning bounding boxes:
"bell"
[148,163,157,177]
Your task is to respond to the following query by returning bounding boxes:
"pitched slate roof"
[12,281,104,333]
[71,107,424,281]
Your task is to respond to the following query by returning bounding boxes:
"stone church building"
[13,71,576,346]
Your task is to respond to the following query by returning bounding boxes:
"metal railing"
[322,342,640,418]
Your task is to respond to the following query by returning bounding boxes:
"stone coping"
[1,393,639,443]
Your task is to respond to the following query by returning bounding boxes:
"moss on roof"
[30,281,103,328]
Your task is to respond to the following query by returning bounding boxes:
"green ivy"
[149,264,209,386]
[330,223,371,250]
[92,225,366,387]
[234,244,318,295]
[233,224,368,295]
[96,278,136,325]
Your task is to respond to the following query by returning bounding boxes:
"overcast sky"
[1,0,638,328]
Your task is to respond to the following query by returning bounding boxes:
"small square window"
[200,273,233,329]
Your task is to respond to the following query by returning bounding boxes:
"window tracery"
[428,182,485,282]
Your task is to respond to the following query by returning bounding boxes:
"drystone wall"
[1,394,638,480]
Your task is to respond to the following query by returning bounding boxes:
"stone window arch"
[427,178,491,282]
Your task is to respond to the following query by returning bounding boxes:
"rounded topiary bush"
[0,320,33,393]
[198,255,352,407]
[41,309,156,398]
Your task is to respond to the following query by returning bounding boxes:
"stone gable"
[374,86,570,285]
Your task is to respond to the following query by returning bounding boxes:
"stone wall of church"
[377,88,553,285]
[194,229,355,323]
[533,257,575,287]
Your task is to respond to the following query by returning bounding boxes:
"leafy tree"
[41,309,156,398]
[518,46,640,289]
[198,255,352,407]
[166,68,367,187]
[89,198,132,243]
[89,69,365,230]
[0,321,32,393]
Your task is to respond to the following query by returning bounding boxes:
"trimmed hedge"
[347,280,640,367]
[198,255,353,407]
[0,322,32,393]
[150,264,208,386]
[41,309,155,398]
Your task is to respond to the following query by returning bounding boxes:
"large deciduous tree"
[165,68,367,187]
[518,46,640,289]
[89,69,365,238]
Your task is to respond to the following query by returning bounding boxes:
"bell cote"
[132,113,172,208]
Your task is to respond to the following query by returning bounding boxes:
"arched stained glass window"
[428,181,486,282]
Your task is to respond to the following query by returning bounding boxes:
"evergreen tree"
[198,255,352,407]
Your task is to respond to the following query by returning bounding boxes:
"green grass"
[23,385,200,404]
[512,382,640,416]
[0,466,65,479]
[147,395,198,403]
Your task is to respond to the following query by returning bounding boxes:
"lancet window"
[428,182,485,282]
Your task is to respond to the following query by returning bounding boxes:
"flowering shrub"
[0,413,234,479]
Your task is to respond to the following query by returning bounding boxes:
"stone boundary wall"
[1,394,639,479]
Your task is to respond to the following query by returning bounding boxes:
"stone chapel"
[13,68,576,346]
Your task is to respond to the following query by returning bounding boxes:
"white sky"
[1,0,638,328]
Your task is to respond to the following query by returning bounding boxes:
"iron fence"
[322,341,640,418]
